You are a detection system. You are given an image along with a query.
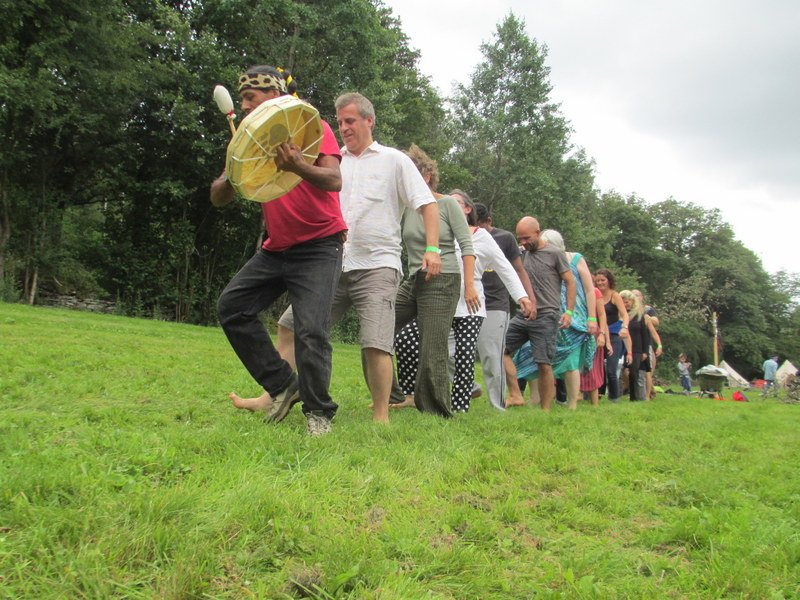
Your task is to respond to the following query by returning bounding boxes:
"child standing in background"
[678,354,692,395]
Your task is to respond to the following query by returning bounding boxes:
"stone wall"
[39,293,117,314]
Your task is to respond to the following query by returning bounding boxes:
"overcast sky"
[385,0,799,275]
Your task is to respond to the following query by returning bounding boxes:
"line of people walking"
[212,65,662,435]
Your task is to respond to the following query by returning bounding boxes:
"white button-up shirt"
[339,141,435,273]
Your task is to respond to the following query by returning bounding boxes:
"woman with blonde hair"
[619,290,650,401]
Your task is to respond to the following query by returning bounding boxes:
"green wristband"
[587,317,597,322]
[425,246,441,254]
[565,309,574,316]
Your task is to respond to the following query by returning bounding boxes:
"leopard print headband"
[237,72,287,94]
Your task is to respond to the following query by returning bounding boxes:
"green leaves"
[446,13,585,234]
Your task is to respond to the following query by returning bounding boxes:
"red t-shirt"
[261,119,346,252]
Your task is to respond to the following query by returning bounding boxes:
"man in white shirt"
[276,93,442,423]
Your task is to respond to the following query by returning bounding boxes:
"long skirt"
[580,342,605,392]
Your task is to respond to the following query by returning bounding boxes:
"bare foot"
[390,395,416,408]
[505,394,526,407]
[231,391,271,412]
[369,395,415,409]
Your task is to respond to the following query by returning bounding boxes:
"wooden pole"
[712,311,719,366]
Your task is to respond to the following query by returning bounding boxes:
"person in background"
[472,202,536,410]
[594,268,630,402]
[762,355,779,398]
[580,284,610,406]
[633,289,662,398]
[678,353,692,395]
[512,229,596,409]
[504,217,576,410]
[619,290,650,401]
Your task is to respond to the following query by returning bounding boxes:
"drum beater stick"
[213,85,237,137]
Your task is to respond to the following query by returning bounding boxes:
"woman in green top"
[394,145,479,417]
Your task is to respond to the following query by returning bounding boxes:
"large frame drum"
[226,96,323,202]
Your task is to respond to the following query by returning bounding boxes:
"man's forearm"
[291,161,342,192]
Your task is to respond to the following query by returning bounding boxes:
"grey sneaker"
[264,375,300,423]
[306,411,332,436]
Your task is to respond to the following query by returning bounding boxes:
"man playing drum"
[212,65,347,436]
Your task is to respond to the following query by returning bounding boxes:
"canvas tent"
[719,360,750,387]
[776,360,798,386]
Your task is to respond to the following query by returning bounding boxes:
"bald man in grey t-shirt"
[504,216,576,410]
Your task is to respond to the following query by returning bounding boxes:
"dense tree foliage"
[1,3,795,377]
[1,0,446,324]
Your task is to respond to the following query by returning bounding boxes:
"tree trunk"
[175,245,192,323]
[25,187,49,306]
[27,266,38,305]
[0,169,10,285]
[286,23,300,73]
[23,233,33,301]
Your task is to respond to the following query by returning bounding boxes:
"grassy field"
[1,302,798,599]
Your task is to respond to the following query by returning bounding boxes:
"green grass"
[1,302,799,599]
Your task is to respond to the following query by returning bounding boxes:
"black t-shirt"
[482,227,521,312]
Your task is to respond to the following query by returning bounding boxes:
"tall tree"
[447,13,595,235]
